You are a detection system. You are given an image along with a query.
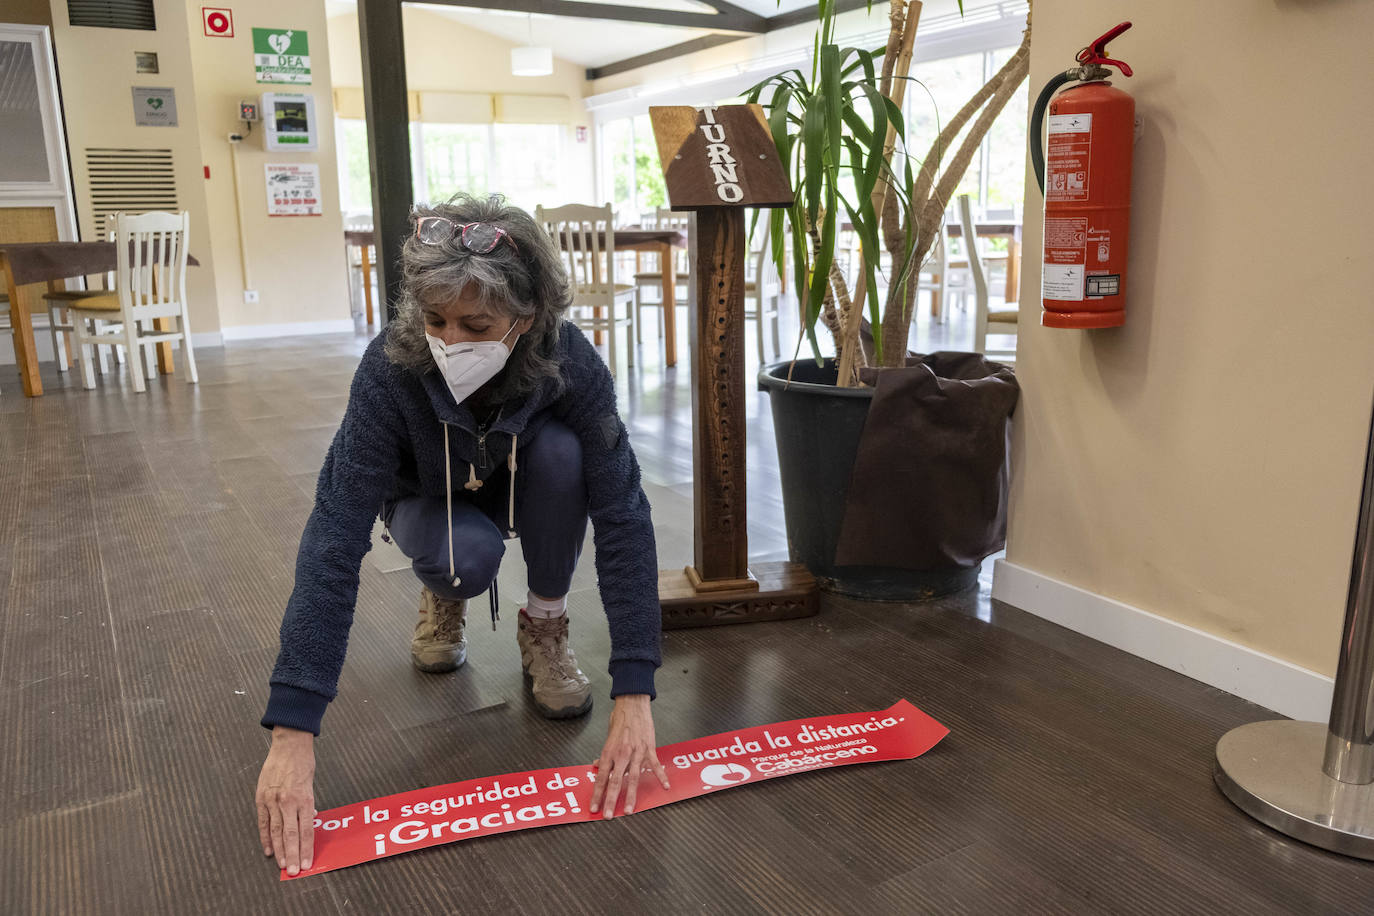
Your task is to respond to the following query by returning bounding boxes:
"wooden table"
[344,229,377,327]
[606,228,687,368]
[947,220,1022,305]
[1,241,199,397]
[346,227,688,366]
[544,226,688,367]
[837,219,1021,316]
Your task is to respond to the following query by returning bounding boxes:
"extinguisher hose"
[1030,70,1079,194]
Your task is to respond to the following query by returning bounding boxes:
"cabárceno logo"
[700,763,751,787]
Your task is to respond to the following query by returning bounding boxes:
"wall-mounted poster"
[253,28,310,84]
[132,87,178,127]
[266,163,322,216]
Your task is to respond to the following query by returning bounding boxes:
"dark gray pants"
[386,421,588,601]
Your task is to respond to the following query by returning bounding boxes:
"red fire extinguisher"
[1029,22,1135,328]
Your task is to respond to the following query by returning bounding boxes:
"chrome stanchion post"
[1214,391,1374,859]
[1322,413,1374,784]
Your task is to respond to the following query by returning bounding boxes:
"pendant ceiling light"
[511,14,553,77]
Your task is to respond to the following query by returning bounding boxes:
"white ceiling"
[326,0,836,70]
[325,0,1001,71]
[412,6,713,69]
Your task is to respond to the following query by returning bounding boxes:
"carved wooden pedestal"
[649,104,819,628]
[661,562,818,629]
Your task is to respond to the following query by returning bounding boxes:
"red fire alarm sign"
[202,8,234,38]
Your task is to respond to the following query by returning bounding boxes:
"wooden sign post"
[649,104,819,628]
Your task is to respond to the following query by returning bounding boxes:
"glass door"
[0,24,78,241]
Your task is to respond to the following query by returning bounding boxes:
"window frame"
[0,25,80,243]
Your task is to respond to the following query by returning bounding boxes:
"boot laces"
[431,596,467,642]
[529,618,575,679]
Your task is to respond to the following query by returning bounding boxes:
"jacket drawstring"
[444,421,515,631]
[507,434,518,537]
[443,423,459,590]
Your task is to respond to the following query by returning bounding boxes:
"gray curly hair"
[385,194,570,402]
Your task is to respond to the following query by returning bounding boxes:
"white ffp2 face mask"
[426,321,520,406]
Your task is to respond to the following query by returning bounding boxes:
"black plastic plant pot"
[757,358,980,600]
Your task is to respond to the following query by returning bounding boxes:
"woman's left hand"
[590,694,670,818]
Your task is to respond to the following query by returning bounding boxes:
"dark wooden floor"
[3,329,1372,915]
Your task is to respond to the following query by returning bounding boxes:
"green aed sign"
[253,28,311,85]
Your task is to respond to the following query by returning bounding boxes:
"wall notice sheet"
[265,163,321,216]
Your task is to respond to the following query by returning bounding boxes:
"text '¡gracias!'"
[285,700,948,880]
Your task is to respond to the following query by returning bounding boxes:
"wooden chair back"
[535,202,618,306]
[115,210,190,323]
[655,207,692,276]
[963,194,1016,357]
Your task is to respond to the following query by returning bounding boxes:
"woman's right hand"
[255,726,316,876]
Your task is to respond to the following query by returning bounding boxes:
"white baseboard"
[991,559,1334,722]
[192,331,223,348]
[220,319,356,341]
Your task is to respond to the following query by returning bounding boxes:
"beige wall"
[185,0,349,331]
[1006,0,1374,676]
[327,8,595,204]
[6,0,52,26]
[49,0,222,333]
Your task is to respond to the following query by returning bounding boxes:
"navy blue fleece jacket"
[262,322,661,735]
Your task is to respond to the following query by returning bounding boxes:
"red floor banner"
[285,699,948,879]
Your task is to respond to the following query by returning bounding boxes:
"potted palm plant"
[748,0,1030,598]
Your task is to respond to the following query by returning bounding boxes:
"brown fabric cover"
[834,352,1019,570]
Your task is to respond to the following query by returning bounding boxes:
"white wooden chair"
[344,211,375,325]
[745,213,781,362]
[630,208,662,341]
[964,204,1012,300]
[632,207,692,348]
[535,203,636,374]
[68,210,198,392]
[0,294,8,396]
[960,194,1017,361]
[918,204,974,323]
[42,219,125,376]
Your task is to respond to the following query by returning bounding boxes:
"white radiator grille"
[67,0,157,31]
[85,147,178,231]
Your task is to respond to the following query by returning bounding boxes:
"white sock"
[525,591,567,618]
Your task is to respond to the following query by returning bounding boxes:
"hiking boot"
[516,611,592,718]
[411,587,468,673]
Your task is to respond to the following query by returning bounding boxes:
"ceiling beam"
[585,0,875,81]
[586,34,743,80]
[765,0,871,31]
[412,0,768,34]
[700,0,768,22]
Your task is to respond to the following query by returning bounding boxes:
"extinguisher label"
[1043,216,1088,301]
[1086,275,1121,297]
[1043,264,1084,301]
[1047,113,1091,202]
